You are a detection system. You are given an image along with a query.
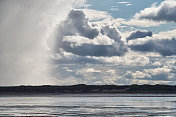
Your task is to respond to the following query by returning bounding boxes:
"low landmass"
[0,84,176,95]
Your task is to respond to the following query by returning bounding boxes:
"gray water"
[0,94,176,116]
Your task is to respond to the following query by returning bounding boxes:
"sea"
[0,94,176,116]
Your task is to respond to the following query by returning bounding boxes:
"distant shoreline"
[0,84,176,95]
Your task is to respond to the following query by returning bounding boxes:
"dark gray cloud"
[62,43,127,57]
[126,30,152,41]
[101,25,122,42]
[129,38,176,56]
[135,0,176,22]
[60,10,99,39]
[54,10,128,57]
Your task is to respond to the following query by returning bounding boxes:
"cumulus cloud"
[55,9,128,57]
[60,9,99,39]
[124,66,175,81]
[124,71,151,79]
[63,35,115,46]
[94,53,150,66]
[77,68,101,74]
[144,66,171,76]
[126,30,152,41]
[135,0,176,22]
[107,69,116,75]
[153,61,161,67]
[52,50,100,65]
[129,37,176,56]
[53,50,176,85]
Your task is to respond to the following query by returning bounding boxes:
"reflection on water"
[0,94,176,116]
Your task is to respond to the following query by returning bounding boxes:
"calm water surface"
[0,94,176,116]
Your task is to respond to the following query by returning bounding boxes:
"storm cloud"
[0,0,85,85]
[56,10,128,57]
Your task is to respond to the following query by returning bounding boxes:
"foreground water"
[0,94,176,116]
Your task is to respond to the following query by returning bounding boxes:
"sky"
[0,0,176,86]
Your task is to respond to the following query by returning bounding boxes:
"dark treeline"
[0,84,176,95]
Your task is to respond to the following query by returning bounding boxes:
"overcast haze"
[0,0,176,86]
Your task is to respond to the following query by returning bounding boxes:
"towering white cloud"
[55,10,128,57]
